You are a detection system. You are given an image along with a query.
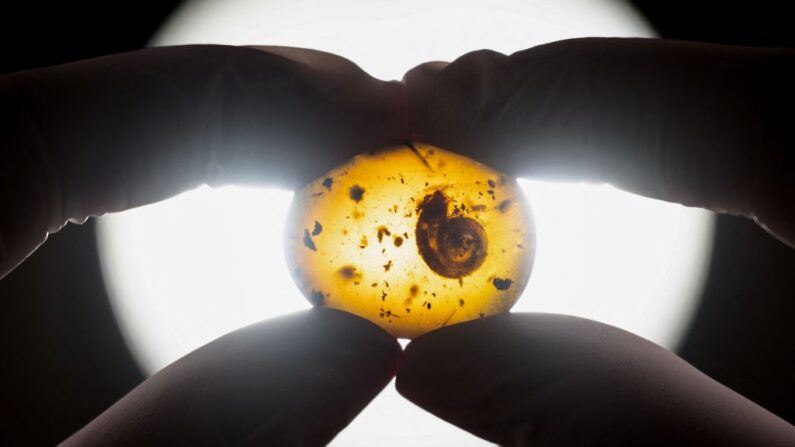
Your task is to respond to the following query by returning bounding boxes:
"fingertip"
[401,61,449,83]
[396,313,510,403]
[400,312,795,447]
[450,48,509,67]
[63,308,401,446]
[310,307,403,371]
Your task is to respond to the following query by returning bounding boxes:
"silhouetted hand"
[398,38,795,445]
[0,45,407,280]
[2,39,794,446]
[0,45,407,446]
[397,313,794,446]
[404,37,795,247]
[62,308,399,446]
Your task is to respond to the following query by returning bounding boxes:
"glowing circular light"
[97,1,714,445]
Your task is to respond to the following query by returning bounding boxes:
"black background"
[1,2,792,445]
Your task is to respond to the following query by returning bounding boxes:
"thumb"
[62,308,400,446]
[397,313,795,446]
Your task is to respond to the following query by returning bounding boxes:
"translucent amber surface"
[285,143,535,338]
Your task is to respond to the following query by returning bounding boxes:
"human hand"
[0,44,407,279]
[404,37,795,247]
[4,38,791,278]
[60,308,400,446]
[0,45,406,445]
[397,313,795,446]
[398,37,795,445]
[3,38,793,446]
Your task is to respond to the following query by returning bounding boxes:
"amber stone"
[285,142,535,338]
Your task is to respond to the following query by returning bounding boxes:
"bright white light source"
[97,1,714,446]
[516,180,713,345]
[98,186,304,371]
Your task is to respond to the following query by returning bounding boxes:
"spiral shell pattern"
[284,142,534,338]
[415,190,488,278]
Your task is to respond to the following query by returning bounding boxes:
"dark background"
[1,2,793,444]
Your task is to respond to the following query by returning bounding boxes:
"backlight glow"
[97,1,714,445]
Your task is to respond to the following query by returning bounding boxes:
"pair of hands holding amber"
[1,39,793,445]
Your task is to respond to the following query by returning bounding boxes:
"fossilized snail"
[284,142,535,338]
[415,190,488,278]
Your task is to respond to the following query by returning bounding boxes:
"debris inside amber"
[285,142,535,338]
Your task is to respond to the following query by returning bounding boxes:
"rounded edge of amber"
[284,142,535,338]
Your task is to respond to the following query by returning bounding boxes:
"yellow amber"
[284,142,535,338]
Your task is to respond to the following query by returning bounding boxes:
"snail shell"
[415,190,488,278]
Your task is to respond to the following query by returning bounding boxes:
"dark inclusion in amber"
[416,190,488,279]
[285,142,535,338]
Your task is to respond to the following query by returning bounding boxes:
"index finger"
[0,45,406,279]
[404,38,795,246]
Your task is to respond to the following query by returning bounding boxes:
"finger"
[402,61,448,142]
[404,38,795,246]
[0,45,407,279]
[61,308,401,446]
[402,61,449,87]
[397,313,795,446]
